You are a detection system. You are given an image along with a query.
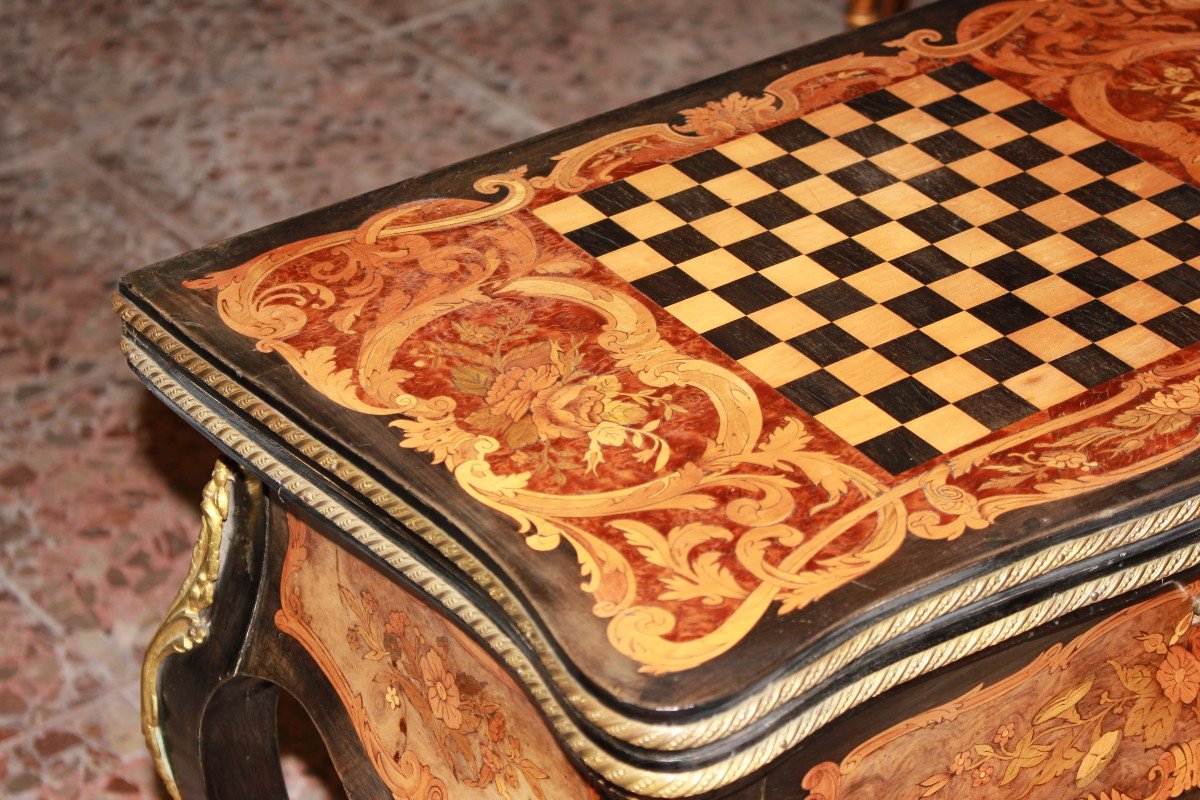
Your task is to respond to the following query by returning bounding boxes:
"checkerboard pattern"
[533,63,1200,475]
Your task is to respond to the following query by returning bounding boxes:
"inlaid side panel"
[274,514,598,800]
[803,582,1200,799]
[536,62,1200,474]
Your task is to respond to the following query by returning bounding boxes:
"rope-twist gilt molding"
[140,459,234,800]
[119,302,1200,795]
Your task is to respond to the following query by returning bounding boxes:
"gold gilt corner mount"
[140,460,234,800]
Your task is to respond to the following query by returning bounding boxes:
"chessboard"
[533,62,1200,475]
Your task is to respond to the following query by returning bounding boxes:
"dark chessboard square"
[884,287,961,327]
[975,252,1052,291]
[993,136,1061,170]
[928,62,994,91]
[1067,179,1139,215]
[1145,307,1200,349]
[702,317,779,360]
[981,212,1056,249]
[828,161,897,195]
[957,385,1040,431]
[737,193,811,228]
[894,246,968,284]
[1146,264,1200,304]
[897,205,971,243]
[658,185,731,222]
[1073,142,1142,176]
[1062,217,1139,255]
[778,370,858,415]
[797,280,875,321]
[837,124,907,158]
[631,267,706,307]
[1051,345,1132,388]
[565,218,639,256]
[914,129,984,163]
[748,155,820,190]
[969,294,1047,335]
[582,181,653,216]
[761,118,828,151]
[1148,223,1200,261]
[922,95,989,126]
[866,377,946,423]
[714,273,794,313]
[963,338,1042,382]
[856,428,942,475]
[724,232,803,271]
[988,173,1058,209]
[819,199,891,236]
[644,226,720,263]
[789,324,868,366]
[1059,258,1137,297]
[809,239,884,277]
[997,100,1066,133]
[907,167,977,202]
[1150,185,1200,221]
[876,330,955,373]
[1057,299,1135,341]
[673,149,742,182]
[846,89,913,121]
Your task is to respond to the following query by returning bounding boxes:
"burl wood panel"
[803,582,1200,800]
[274,515,598,800]
[177,0,1200,679]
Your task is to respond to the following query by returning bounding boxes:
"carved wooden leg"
[140,460,287,800]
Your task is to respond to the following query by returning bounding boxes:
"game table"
[117,1,1200,797]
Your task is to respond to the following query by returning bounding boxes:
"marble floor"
[0,1,845,797]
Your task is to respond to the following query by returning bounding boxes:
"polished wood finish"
[121,0,1200,797]
[847,0,910,29]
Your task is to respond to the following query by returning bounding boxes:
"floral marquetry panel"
[275,513,599,800]
[803,583,1200,800]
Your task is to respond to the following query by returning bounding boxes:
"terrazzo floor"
[0,1,846,797]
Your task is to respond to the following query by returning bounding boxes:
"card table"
[117,1,1200,797]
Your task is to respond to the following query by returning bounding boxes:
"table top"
[116,0,1200,792]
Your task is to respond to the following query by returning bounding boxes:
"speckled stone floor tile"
[404,0,845,126]
[0,94,74,165]
[0,693,160,799]
[0,0,361,120]
[83,36,544,244]
[0,586,110,747]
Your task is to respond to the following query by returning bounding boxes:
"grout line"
[67,151,206,249]
[0,143,62,175]
[314,0,492,37]
[404,36,556,134]
[310,0,379,32]
[387,0,494,37]
[0,565,68,640]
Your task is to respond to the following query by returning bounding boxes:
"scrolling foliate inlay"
[187,0,1200,675]
[802,584,1200,800]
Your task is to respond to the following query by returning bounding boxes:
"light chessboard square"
[534,62,1200,475]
